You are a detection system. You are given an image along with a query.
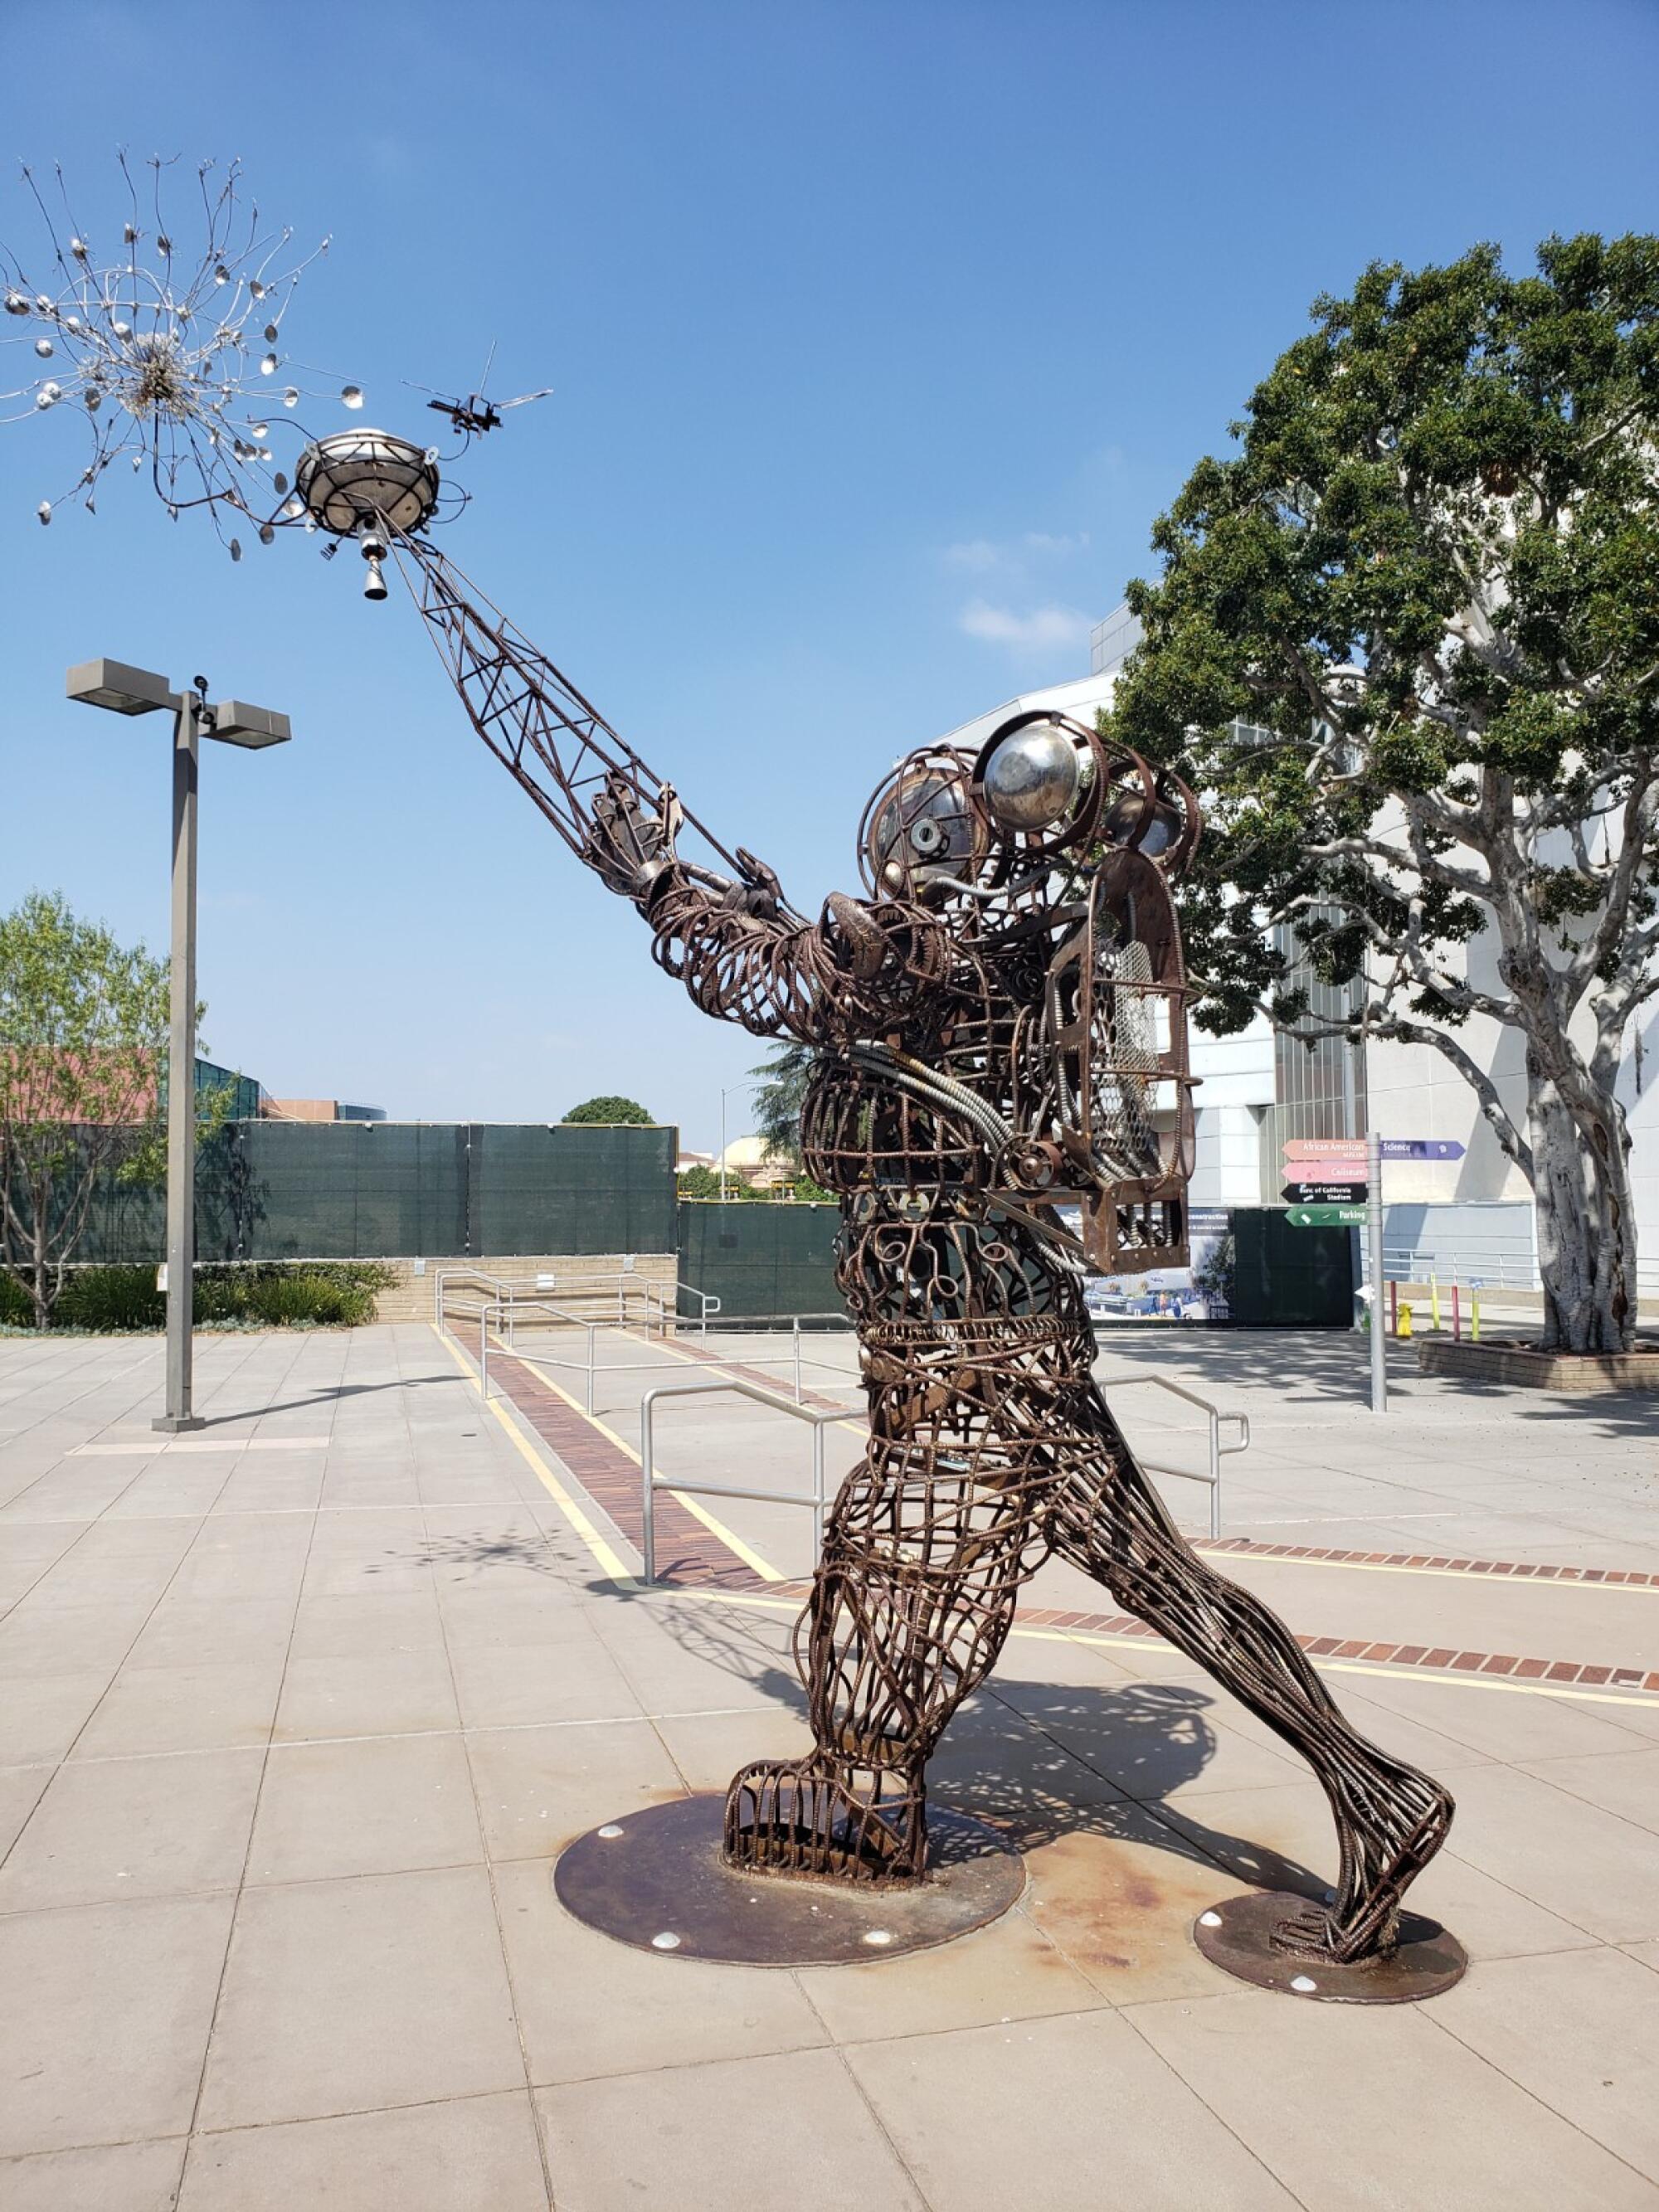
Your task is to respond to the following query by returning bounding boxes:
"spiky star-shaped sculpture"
[1,153,366,553]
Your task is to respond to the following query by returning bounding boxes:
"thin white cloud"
[942,538,1002,571]
[942,530,1089,574]
[958,600,1092,650]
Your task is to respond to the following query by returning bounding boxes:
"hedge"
[0,1262,398,1333]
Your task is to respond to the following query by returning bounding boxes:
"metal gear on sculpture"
[4,149,1464,1988]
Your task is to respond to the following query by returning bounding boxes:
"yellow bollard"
[1399,1302,1413,1340]
[1472,1291,1481,1344]
[1430,1275,1440,1332]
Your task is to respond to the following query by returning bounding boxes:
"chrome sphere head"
[295,430,440,537]
[980,719,1081,833]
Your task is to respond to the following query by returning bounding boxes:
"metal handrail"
[1097,1371,1250,1540]
[640,1377,850,1582]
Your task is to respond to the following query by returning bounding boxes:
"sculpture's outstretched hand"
[586,774,685,903]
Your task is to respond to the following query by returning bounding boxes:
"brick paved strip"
[486,1349,765,1592]
[455,1328,1659,1699]
[1198,1535,1659,1588]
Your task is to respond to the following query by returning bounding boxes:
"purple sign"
[1379,1139,1466,1160]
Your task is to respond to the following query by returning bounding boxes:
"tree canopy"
[562,1095,655,1125]
[0,891,171,1327]
[1107,235,1659,1351]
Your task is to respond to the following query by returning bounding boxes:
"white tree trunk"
[1525,1057,1637,1354]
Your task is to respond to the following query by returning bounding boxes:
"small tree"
[1109,236,1659,1354]
[749,1042,815,1166]
[0,892,171,1329]
[562,1095,654,1125]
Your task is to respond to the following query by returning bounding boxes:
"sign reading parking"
[1285,1203,1368,1228]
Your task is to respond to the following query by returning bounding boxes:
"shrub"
[0,1259,397,1331]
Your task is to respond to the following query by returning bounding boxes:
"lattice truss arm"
[393,532,742,876]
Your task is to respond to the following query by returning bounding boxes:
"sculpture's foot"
[1270,1773,1454,1966]
[722,1755,924,1885]
[1194,1776,1465,2002]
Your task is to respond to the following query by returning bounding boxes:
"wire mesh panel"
[677,1200,840,1319]
[476,1125,677,1256]
[1230,1208,1355,1327]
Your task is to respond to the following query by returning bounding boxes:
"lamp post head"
[66,657,175,715]
[206,700,291,751]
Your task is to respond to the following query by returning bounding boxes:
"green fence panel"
[677,1200,841,1320]
[59,1121,675,1263]
[476,1125,677,1257]
[1228,1208,1355,1327]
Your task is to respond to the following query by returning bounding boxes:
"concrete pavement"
[2,1321,1657,2208]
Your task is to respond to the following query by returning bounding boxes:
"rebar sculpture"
[277,432,1462,1991]
[8,157,1463,1982]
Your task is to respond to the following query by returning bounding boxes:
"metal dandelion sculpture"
[1,153,367,551]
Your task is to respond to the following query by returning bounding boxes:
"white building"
[934,606,1659,1296]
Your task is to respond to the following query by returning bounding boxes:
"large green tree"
[748,1041,815,1166]
[0,892,171,1329]
[1108,235,1659,1354]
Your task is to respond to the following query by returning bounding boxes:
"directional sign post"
[1284,1203,1368,1228]
[1282,1180,1369,1205]
[1379,1139,1466,1162]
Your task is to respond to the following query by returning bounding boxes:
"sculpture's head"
[858,712,1198,914]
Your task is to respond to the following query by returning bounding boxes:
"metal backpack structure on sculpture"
[294,426,1465,1999]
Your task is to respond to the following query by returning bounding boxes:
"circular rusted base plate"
[553,1796,1024,1966]
[1193,1890,1468,2004]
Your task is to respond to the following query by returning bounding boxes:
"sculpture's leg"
[1050,1428,1453,1962]
[724,1450,1038,1882]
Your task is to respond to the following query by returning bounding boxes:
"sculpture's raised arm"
[584,771,955,1046]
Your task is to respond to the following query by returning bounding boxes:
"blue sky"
[6,0,1657,1149]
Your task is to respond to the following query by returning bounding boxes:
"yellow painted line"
[640,1583,1659,1712]
[427,1322,631,1583]
[1209,1550,1659,1595]
[445,1322,786,1586]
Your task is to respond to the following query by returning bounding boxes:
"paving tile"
[494,1856,827,2083]
[1436,1764,1659,1942]
[535,2047,922,2211]
[71,1660,285,1759]
[648,1705,816,1791]
[179,2091,548,2210]
[125,1597,295,1670]
[0,1602,151,1680]
[285,1590,447,1658]
[1346,1670,1659,1760]
[1435,1947,1659,2180]
[990,1673,1305,1801]
[0,1893,234,2155]
[273,1648,460,1740]
[0,1762,53,1855]
[197,1865,523,2128]
[799,1894,1105,2042]
[845,2007,1296,2210]
[448,1639,643,1728]
[1130,1985,1659,2210]
[465,1718,685,1859]
[0,1670,120,1763]
[249,1733,482,1882]
[0,2138,187,2211]
[435,1587,606,1649]
[1518,1746,1659,1833]
[1011,1809,1265,2005]
[0,1747,263,1908]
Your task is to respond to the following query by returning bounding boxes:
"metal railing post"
[811,1420,825,1558]
[1208,1408,1221,1541]
[640,1393,657,1583]
[586,1323,596,1414]
[794,1317,803,1403]
[479,1309,489,1400]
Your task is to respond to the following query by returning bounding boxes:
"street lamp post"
[718,1079,760,1203]
[66,660,290,1432]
